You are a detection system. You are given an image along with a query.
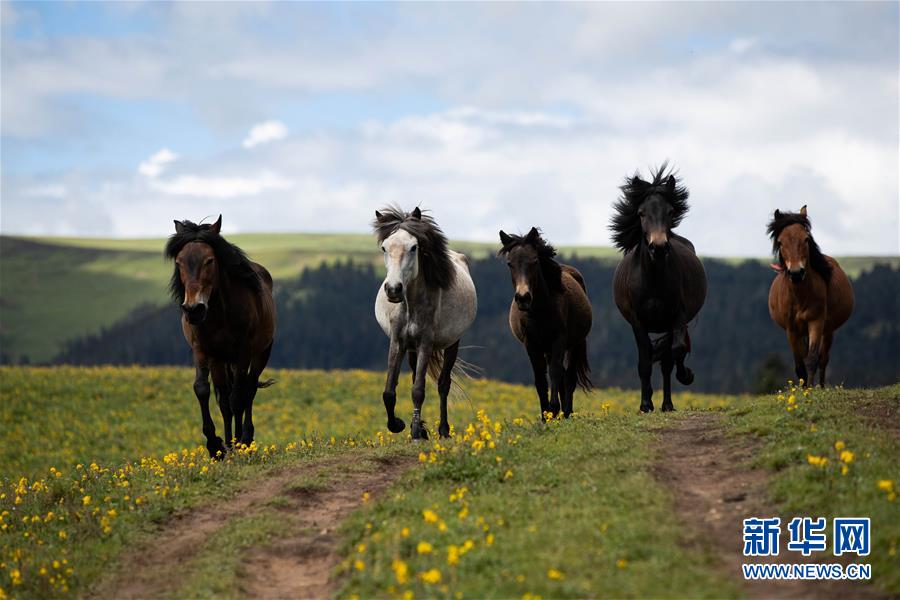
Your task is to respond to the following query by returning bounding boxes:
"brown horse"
[767,206,853,386]
[499,227,592,419]
[610,164,706,413]
[165,215,277,457]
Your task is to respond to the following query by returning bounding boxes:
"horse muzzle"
[182,302,208,324]
[789,267,806,283]
[647,240,670,261]
[514,291,532,312]
[384,282,404,303]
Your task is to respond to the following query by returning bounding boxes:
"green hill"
[0,233,894,363]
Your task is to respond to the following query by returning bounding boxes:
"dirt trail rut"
[97,452,414,600]
[656,412,880,599]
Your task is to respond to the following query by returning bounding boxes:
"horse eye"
[638,210,645,217]
[410,245,418,252]
[506,261,512,268]
[204,257,214,265]
[381,246,386,252]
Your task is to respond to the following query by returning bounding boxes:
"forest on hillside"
[50,257,900,394]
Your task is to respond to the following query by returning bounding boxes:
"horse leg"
[673,327,694,385]
[408,351,417,385]
[819,330,834,387]
[239,343,273,446]
[804,319,825,388]
[211,362,233,449]
[632,324,654,412]
[563,352,577,417]
[526,344,550,420]
[382,338,406,433]
[548,339,565,418]
[437,341,459,438]
[786,328,808,385]
[410,339,433,440]
[194,363,225,459]
[660,342,675,412]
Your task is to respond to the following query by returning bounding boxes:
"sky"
[1,1,898,257]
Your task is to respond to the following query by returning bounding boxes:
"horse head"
[172,215,222,324]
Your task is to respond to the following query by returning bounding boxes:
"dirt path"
[96,451,414,600]
[655,412,880,599]
[239,453,414,599]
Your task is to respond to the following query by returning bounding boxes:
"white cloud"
[137,148,178,178]
[151,171,294,198]
[23,183,67,198]
[242,120,288,149]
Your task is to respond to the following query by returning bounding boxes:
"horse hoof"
[676,368,694,385]
[639,404,654,413]
[388,418,406,434]
[438,423,450,438]
[207,437,227,460]
[661,404,676,412]
[411,423,429,440]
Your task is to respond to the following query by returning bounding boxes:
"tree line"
[54,258,900,394]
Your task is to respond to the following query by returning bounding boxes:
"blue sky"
[1,1,897,256]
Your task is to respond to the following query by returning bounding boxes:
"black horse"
[610,164,706,412]
[499,228,592,419]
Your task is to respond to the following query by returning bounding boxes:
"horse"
[767,205,854,386]
[610,164,706,413]
[165,215,277,457]
[373,206,477,440]
[499,228,592,419]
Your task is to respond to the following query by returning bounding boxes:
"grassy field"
[0,366,896,598]
[4,233,895,364]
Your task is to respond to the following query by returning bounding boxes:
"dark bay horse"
[373,207,477,440]
[499,228,592,419]
[610,164,706,412]
[165,215,276,457]
[767,206,854,386]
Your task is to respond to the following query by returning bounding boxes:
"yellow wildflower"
[834,440,846,451]
[417,541,433,554]
[419,568,442,584]
[392,559,409,584]
[547,568,565,580]
[423,509,439,523]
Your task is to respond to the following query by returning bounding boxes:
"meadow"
[0,367,896,598]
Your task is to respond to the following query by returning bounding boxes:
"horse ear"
[411,207,422,220]
[800,205,807,217]
[174,220,187,234]
[209,214,222,235]
[667,175,676,192]
[525,227,540,242]
[774,209,782,218]
[375,210,383,221]
[499,230,513,246]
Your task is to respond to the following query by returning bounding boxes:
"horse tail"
[427,350,481,386]
[257,378,276,388]
[570,338,593,393]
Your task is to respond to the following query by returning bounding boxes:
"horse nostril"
[384,282,402,297]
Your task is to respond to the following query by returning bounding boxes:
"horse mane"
[372,206,455,290]
[498,229,564,293]
[610,162,690,252]
[164,220,262,301]
[766,210,833,282]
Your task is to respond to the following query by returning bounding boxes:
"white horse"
[373,207,477,439]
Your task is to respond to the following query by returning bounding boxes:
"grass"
[0,366,896,598]
[0,365,737,598]
[338,412,738,599]
[723,383,900,595]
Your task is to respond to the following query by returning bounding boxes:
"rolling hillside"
[0,233,894,363]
